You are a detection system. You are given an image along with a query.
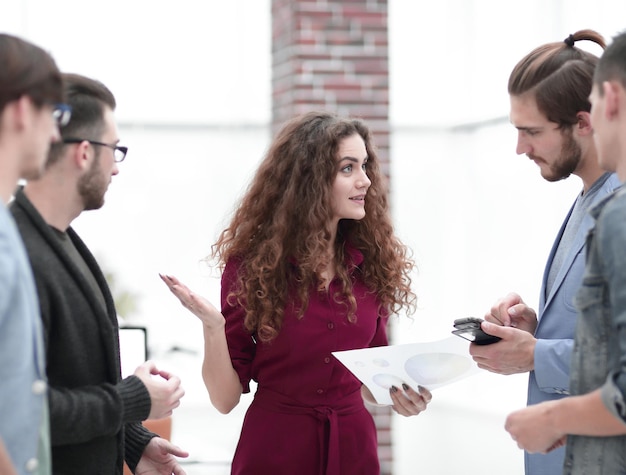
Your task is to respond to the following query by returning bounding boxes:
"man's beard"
[77,154,106,211]
[542,129,582,182]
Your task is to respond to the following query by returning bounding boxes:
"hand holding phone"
[452,317,501,345]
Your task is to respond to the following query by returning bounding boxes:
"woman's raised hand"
[159,274,225,330]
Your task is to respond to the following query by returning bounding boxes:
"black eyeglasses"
[52,103,72,127]
[63,138,128,163]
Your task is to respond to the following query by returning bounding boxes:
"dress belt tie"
[253,387,364,475]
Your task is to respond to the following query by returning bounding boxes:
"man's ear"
[575,111,593,136]
[603,80,620,120]
[9,95,33,131]
[69,140,92,170]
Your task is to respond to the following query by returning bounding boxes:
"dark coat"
[11,188,154,475]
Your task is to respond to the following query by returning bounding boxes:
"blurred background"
[3,1,626,473]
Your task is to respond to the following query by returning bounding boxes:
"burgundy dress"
[222,246,388,475]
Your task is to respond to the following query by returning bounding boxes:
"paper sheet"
[332,336,480,405]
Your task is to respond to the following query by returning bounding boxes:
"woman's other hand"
[390,383,432,417]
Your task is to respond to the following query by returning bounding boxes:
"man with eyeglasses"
[0,32,66,475]
[10,73,188,475]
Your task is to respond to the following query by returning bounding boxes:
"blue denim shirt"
[565,186,626,474]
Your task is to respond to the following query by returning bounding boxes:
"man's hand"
[505,401,566,454]
[484,292,538,334]
[469,321,536,374]
[134,361,185,420]
[135,437,189,475]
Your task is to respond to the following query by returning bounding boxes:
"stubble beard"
[542,130,582,182]
[77,154,106,211]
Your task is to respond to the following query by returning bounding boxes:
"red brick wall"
[271,2,393,473]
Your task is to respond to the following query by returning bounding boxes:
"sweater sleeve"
[124,422,157,473]
[48,375,152,446]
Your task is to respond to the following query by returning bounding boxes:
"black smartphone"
[452,317,501,345]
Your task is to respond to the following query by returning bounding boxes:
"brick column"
[271,0,390,175]
[271,2,393,473]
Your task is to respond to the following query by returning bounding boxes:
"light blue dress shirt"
[0,202,50,475]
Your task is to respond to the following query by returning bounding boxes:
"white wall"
[3,1,626,473]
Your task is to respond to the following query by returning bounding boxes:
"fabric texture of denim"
[565,186,626,474]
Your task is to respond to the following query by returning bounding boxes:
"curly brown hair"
[213,111,416,342]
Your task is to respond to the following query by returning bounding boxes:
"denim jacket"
[565,186,626,474]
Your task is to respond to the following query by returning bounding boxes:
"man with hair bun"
[469,29,620,474]
[505,28,626,474]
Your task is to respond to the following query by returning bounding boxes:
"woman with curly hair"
[161,111,430,474]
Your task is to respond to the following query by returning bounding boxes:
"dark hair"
[213,111,415,342]
[508,29,605,128]
[594,30,626,93]
[47,73,116,165]
[0,33,63,114]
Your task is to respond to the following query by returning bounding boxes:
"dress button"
[324,357,330,364]
[31,379,47,395]
[25,457,38,472]
[317,389,324,394]
[327,322,334,330]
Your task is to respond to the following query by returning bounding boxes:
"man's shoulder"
[602,186,626,215]
[0,210,20,293]
[589,173,621,202]
[0,201,16,235]
[604,173,622,193]
[9,195,44,245]
[591,187,626,236]
[9,188,35,225]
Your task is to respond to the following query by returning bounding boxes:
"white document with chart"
[332,336,479,405]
